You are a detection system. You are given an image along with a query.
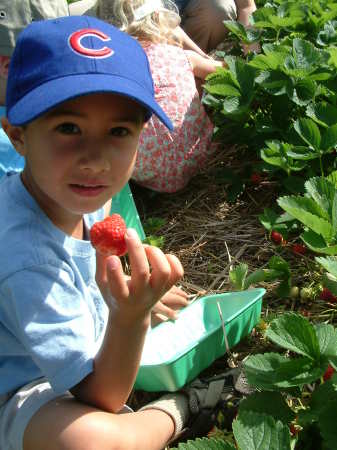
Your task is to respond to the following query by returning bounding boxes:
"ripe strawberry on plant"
[319,287,337,303]
[250,172,262,185]
[323,365,335,382]
[90,214,127,256]
[292,243,306,255]
[270,230,284,245]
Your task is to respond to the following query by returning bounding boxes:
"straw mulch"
[131,144,336,324]
[128,142,336,418]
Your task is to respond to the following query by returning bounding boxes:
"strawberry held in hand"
[90,214,127,256]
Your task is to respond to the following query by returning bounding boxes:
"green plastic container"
[135,288,265,392]
[110,183,145,241]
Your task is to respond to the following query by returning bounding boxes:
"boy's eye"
[56,123,80,135]
[110,127,130,137]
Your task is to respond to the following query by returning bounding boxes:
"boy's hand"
[95,228,184,324]
[151,285,189,326]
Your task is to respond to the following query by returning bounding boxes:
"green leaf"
[267,256,290,275]
[293,38,329,71]
[172,437,235,450]
[306,101,337,127]
[239,392,295,424]
[305,177,335,218]
[244,269,284,289]
[255,70,289,95]
[244,353,323,389]
[315,256,337,278]
[229,263,248,290]
[319,399,337,449]
[204,82,241,97]
[277,196,334,242]
[266,313,320,359]
[321,123,337,151]
[225,57,256,102]
[301,230,337,255]
[309,374,337,419]
[259,208,279,231]
[314,323,337,358]
[290,79,317,106]
[233,411,291,450]
[294,118,321,151]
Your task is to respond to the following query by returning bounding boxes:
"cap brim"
[7,73,173,130]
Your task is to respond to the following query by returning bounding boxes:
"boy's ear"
[1,117,27,156]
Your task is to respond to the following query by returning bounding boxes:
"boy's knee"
[74,416,134,450]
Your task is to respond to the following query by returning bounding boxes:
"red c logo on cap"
[69,29,114,58]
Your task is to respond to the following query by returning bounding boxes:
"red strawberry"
[323,365,335,382]
[289,424,299,436]
[292,243,306,255]
[250,173,262,185]
[90,214,127,256]
[320,288,337,303]
[271,230,284,245]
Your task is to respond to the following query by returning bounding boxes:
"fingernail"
[126,228,138,239]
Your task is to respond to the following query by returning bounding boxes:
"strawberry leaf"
[319,399,337,449]
[266,313,320,359]
[229,263,248,290]
[238,392,295,424]
[244,353,323,389]
[233,411,291,450]
[294,118,321,151]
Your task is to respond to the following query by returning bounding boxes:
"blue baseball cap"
[6,15,173,130]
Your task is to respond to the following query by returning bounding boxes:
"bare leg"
[23,396,175,450]
[181,0,237,53]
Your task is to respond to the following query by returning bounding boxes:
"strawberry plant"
[229,255,291,296]
[315,255,337,298]
[173,314,337,450]
[278,173,337,254]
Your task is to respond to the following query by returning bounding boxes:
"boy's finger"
[125,228,150,293]
[95,251,108,289]
[152,300,179,320]
[106,256,129,300]
[168,285,189,299]
[165,254,184,288]
[144,246,172,296]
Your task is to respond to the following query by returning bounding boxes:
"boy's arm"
[70,229,184,413]
[185,50,224,81]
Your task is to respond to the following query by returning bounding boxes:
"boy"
[0,1,188,322]
[0,15,194,450]
[0,0,70,178]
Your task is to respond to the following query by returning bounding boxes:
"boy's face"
[0,56,10,105]
[4,93,145,231]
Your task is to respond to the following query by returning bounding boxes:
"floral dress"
[132,42,217,193]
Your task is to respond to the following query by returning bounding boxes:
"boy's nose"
[79,148,111,173]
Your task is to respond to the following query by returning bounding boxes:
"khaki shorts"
[0,378,133,450]
[0,379,71,450]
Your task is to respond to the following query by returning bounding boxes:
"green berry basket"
[110,183,145,241]
[135,288,265,392]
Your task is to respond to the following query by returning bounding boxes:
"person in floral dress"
[97,0,223,192]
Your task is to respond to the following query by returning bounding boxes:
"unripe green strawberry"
[90,214,127,256]
[290,286,299,299]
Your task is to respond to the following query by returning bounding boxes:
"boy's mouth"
[69,183,107,197]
